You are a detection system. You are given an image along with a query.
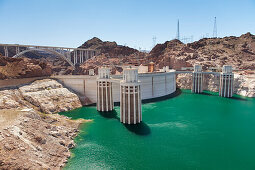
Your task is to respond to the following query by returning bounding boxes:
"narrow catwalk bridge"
[0,43,98,67]
[175,71,220,75]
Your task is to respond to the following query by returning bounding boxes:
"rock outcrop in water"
[0,79,84,169]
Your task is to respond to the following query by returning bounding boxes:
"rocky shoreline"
[176,73,255,97]
[0,79,86,169]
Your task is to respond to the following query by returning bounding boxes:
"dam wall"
[52,71,176,104]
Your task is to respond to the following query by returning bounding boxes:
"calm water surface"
[60,90,255,170]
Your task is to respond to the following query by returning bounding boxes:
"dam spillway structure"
[97,67,114,112]
[192,65,203,93]
[120,67,142,124]
[219,65,234,98]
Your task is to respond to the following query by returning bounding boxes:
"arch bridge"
[0,43,98,68]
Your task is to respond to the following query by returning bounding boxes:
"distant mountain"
[79,37,140,57]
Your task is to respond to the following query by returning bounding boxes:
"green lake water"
[60,90,255,170]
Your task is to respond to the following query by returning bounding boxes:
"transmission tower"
[152,36,157,48]
[213,17,217,38]
[176,19,180,40]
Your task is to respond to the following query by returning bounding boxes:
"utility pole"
[152,36,157,48]
[176,19,180,40]
[213,17,217,38]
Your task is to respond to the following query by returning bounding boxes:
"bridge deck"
[0,43,97,51]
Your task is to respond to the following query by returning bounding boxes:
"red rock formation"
[79,37,139,57]
[0,56,52,79]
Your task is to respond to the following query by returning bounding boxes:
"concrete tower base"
[192,72,203,93]
[97,80,113,111]
[120,84,141,124]
[219,73,233,97]
[97,67,114,111]
[192,65,203,93]
[219,65,234,98]
[120,67,142,124]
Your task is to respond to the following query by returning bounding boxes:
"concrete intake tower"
[97,67,114,112]
[120,67,142,124]
[192,65,203,93]
[219,65,234,98]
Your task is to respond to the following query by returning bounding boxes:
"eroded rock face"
[75,54,123,75]
[0,79,84,169]
[0,90,24,109]
[0,79,82,113]
[0,109,85,169]
[234,74,255,97]
[0,55,75,80]
[19,79,82,114]
[0,56,52,79]
[176,73,192,89]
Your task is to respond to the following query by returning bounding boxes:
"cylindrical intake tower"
[192,64,203,93]
[219,65,234,97]
[120,67,142,124]
[97,67,114,112]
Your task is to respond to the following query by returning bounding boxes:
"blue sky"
[0,0,254,50]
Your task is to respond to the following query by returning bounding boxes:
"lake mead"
[61,90,255,170]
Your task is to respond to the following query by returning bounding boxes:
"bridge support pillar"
[192,65,203,93]
[219,65,234,97]
[97,67,114,112]
[120,67,142,124]
[4,46,8,57]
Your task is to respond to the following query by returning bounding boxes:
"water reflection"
[124,122,151,136]
[98,110,119,120]
[143,88,182,104]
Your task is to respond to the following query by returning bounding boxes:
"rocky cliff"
[0,79,84,169]
[0,56,52,79]
[149,32,255,70]
[0,56,74,80]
